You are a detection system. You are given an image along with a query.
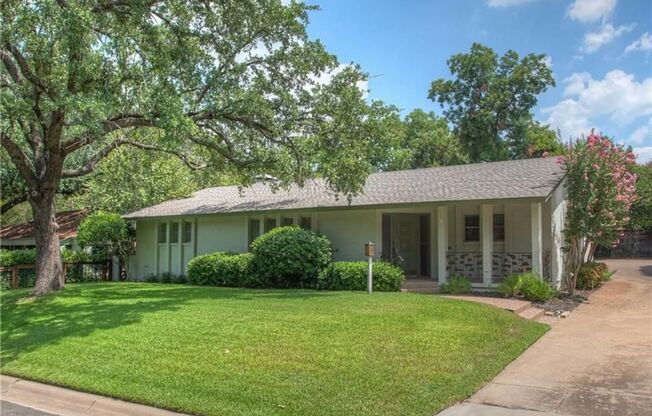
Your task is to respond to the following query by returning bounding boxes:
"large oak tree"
[429,43,555,162]
[1,0,386,295]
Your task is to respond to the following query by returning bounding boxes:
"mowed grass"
[1,283,547,416]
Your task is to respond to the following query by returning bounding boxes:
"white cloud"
[625,32,652,53]
[543,70,652,140]
[628,118,652,145]
[543,55,553,69]
[568,0,617,23]
[633,146,652,163]
[486,0,537,7]
[582,23,634,53]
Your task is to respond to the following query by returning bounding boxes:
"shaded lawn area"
[0,283,547,416]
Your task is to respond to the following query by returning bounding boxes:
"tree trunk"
[30,193,65,295]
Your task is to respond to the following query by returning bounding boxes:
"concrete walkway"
[439,259,652,416]
[0,375,188,416]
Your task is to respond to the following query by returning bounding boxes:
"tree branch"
[4,42,55,99]
[0,193,28,214]
[61,136,206,178]
[1,132,36,187]
[0,49,21,84]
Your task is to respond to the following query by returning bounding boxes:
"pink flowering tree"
[558,132,637,294]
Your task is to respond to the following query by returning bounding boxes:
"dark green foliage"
[0,249,36,266]
[439,276,472,294]
[498,274,521,298]
[630,164,652,234]
[0,248,99,267]
[429,43,555,162]
[251,227,332,288]
[498,272,555,302]
[317,261,405,292]
[576,262,611,290]
[187,252,256,288]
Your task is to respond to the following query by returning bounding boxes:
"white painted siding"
[196,215,247,255]
[318,209,377,261]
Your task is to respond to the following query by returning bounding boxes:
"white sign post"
[365,242,375,294]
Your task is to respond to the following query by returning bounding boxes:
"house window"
[493,214,505,242]
[265,217,277,233]
[281,217,294,227]
[182,221,192,244]
[170,222,179,243]
[464,215,480,242]
[249,219,261,246]
[299,216,312,230]
[157,223,167,244]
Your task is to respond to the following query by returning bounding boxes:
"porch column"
[481,204,493,286]
[531,202,543,276]
[437,206,448,285]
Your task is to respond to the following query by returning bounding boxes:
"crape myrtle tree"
[559,133,637,294]
[429,43,556,162]
[1,0,389,295]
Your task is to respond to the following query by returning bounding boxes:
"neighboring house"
[124,158,568,288]
[0,210,89,250]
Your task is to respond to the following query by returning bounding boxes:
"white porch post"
[437,206,448,285]
[481,204,493,286]
[531,202,543,276]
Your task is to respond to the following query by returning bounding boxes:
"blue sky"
[305,0,652,162]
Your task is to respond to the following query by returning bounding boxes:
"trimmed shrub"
[251,226,331,288]
[317,261,405,292]
[498,272,555,302]
[576,262,610,290]
[187,252,256,287]
[498,274,521,298]
[0,249,36,267]
[439,276,472,294]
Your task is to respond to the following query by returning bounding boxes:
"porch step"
[517,306,544,320]
[401,278,438,294]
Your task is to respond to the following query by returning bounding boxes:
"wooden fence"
[0,260,111,289]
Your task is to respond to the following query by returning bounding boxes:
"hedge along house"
[124,158,568,288]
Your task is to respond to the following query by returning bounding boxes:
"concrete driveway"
[439,259,652,416]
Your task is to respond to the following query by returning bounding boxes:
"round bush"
[251,226,332,288]
[187,252,256,287]
[439,276,472,294]
[576,262,610,290]
[317,261,405,292]
[498,272,555,302]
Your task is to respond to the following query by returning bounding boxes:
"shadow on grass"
[0,282,335,366]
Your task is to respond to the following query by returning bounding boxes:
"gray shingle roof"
[124,158,564,219]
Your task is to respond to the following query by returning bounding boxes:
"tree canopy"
[0,0,393,294]
[428,43,556,162]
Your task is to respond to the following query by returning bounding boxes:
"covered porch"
[377,199,563,288]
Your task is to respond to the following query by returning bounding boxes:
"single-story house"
[124,158,567,288]
[0,209,89,250]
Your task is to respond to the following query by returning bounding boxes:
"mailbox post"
[364,242,375,294]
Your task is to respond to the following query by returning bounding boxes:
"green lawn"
[1,283,547,416]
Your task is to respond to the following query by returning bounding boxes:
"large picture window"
[464,215,480,242]
[299,216,312,230]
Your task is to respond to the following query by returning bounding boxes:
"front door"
[391,214,420,276]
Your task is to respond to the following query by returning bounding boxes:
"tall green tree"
[428,43,555,162]
[630,162,652,234]
[1,0,386,295]
[389,109,468,170]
